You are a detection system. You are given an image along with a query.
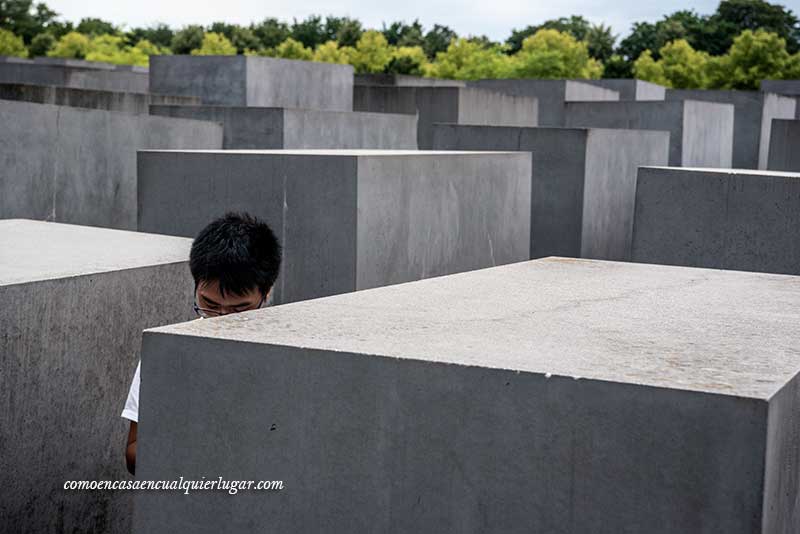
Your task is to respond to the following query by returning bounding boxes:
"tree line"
[0,0,798,89]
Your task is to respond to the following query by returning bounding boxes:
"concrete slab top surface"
[643,166,800,178]
[148,257,800,400]
[140,149,522,156]
[0,219,192,286]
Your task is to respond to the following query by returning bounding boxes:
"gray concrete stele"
[149,105,418,149]
[665,89,796,169]
[433,124,669,261]
[0,57,149,92]
[134,257,800,534]
[565,99,735,167]
[0,219,195,534]
[138,149,531,305]
[631,166,800,275]
[580,78,666,101]
[352,85,538,148]
[768,119,800,172]
[149,55,354,111]
[0,99,223,229]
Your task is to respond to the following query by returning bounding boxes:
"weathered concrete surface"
[433,124,669,260]
[761,80,800,96]
[0,219,195,534]
[768,119,800,172]
[0,82,200,114]
[355,73,466,87]
[149,56,353,111]
[134,257,800,534]
[138,149,531,304]
[353,86,537,148]
[582,79,665,100]
[0,57,149,92]
[468,79,619,126]
[631,166,800,275]
[0,99,223,229]
[565,100,734,167]
[666,89,796,169]
[149,105,417,149]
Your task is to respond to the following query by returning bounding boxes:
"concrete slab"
[0,57,149,92]
[149,56,354,111]
[355,73,467,87]
[433,124,669,260]
[631,166,800,274]
[0,82,200,114]
[353,86,537,148]
[0,219,195,534]
[149,105,418,149]
[666,89,796,169]
[0,99,223,229]
[582,79,666,100]
[138,149,531,304]
[133,257,800,534]
[565,100,735,167]
[768,119,800,172]
[761,79,800,96]
[468,79,619,126]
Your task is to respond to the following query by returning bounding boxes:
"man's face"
[194,279,267,318]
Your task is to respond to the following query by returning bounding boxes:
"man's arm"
[126,421,137,475]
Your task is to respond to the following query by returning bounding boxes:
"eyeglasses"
[193,295,266,318]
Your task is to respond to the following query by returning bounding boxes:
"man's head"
[189,212,282,318]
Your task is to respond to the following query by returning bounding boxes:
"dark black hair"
[189,212,282,297]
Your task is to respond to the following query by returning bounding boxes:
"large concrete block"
[468,79,619,126]
[149,105,417,149]
[138,149,531,304]
[565,100,735,167]
[631,166,800,274]
[134,257,800,534]
[353,86,537,148]
[581,79,666,100]
[0,100,223,229]
[768,119,800,172]
[666,89,796,169]
[0,219,195,534]
[433,124,669,260]
[0,57,149,92]
[0,82,200,114]
[761,79,800,96]
[354,73,466,87]
[149,56,353,111]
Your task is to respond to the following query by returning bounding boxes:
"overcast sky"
[44,1,757,42]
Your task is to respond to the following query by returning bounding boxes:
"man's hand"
[126,421,137,475]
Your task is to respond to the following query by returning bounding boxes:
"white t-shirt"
[121,361,140,422]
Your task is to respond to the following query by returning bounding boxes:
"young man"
[122,212,282,475]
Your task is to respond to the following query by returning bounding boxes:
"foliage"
[125,23,173,49]
[512,29,602,79]
[250,18,290,49]
[47,30,90,58]
[714,29,799,89]
[422,24,457,59]
[387,45,428,75]
[190,32,237,56]
[75,17,116,36]
[0,27,27,56]
[382,20,424,47]
[0,0,58,43]
[347,30,392,73]
[424,38,511,80]
[28,29,52,55]
[171,25,204,54]
[274,37,312,60]
[312,40,352,64]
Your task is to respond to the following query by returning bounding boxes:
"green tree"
[382,20,424,47]
[84,33,126,62]
[423,24,457,59]
[658,38,709,88]
[323,16,362,47]
[585,23,616,63]
[171,25,204,54]
[632,50,669,86]
[715,29,797,89]
[208,23,260,54]
[708,0,799,54]
[75,17,116,36]
[348,30,393,73]
[312,40,352,64]
[274,37,312,60]
[425,38,511,79]
[512,29,602,79]
[0,27,27,56]
[47,30,90,59]
[28,30,52,55]
[0,0,58,43]
[290,15,325,49]
[125,23,173,49]
[250,18,290,49]
[602,53,632,78]
[190,32,236,56]
[386,45,428,75]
